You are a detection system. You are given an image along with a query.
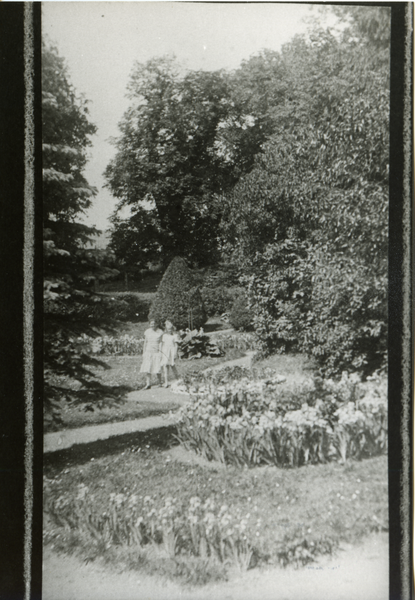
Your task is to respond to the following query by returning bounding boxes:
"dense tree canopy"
[105,57,266,266]
[221,6,390,374]
[43,41,97,242]
[43,5,390,384]
[223,7,389,257]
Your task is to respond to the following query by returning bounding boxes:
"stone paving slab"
[44,352,254,454]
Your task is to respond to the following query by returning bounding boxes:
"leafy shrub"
[229,294,254,331]
[149,257,207,330]
[299,251,387,377]
[200,287,234,317]
[71,293,152,322]
[242,238,310,355]
[108,293,152,321]
[178,329,223,359]
[175,371,387,467]
[244,239,387,377]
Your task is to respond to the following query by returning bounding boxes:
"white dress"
[160,333,179,367]
[140,328,163,374]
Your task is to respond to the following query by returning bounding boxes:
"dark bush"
[148,257,207,330]
[178,329,223,359]
[108,293,153,321]
[201,286,234,317]
[71,293,152,322]
[245,240,387,376]
[202,263,241,288]
[229,294,254,331]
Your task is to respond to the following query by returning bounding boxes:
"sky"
[42,2,327,234]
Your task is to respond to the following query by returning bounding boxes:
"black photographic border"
[0,3,411,599]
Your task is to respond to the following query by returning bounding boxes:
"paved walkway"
[43,533,389,600]
[44,352,255,454]
[210,350,255,371]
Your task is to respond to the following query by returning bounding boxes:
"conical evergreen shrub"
[148,257,207,330]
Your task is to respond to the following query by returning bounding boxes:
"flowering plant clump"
[178,329,223,359]
[179,365,285,391]
[275,530,337,567]
[43,486,257,571]
[76,333,144,356]
[212,332,257,353]
[174,370,387,467]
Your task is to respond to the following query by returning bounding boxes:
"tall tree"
[105,57,263,267]
[221,6,390,375]
[43,40,97,247]
[43,41,122,420]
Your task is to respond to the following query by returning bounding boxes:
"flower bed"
[75,329,224,359]
[44,446,388,583]
[76,333,145,356]
[174,370,387,467]
[44,487,257,572]
[210,332,257,353]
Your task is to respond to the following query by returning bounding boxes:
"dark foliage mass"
[178,329,223,359]
[221,6,390,375]
[148,257,207,330]
[200,287,234,318]
[79,293,152,323]
[43,42,126,421]
[104,6,390,377]
[104,57,268,268]
[229,294,254,331]
[44,7,390,423]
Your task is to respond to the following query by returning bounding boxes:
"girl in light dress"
[140,319,163,389]
[160,320,180,387]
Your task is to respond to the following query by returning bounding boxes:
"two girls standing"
[140,320,179,389]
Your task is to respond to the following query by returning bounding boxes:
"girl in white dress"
[160,320,179,387]
[140,319,163,389]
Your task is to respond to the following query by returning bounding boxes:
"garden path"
[42,532,389,600]
[44,352,255,454]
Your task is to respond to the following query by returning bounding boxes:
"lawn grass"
[47,321,329,437]
[46,348,245,433]
[53,394,181,432]
[46,340,315,434]
[44,442,388,585]
[93,351,245,389]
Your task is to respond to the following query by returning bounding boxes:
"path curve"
[43,533,388,600]
[44,353,255,453]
